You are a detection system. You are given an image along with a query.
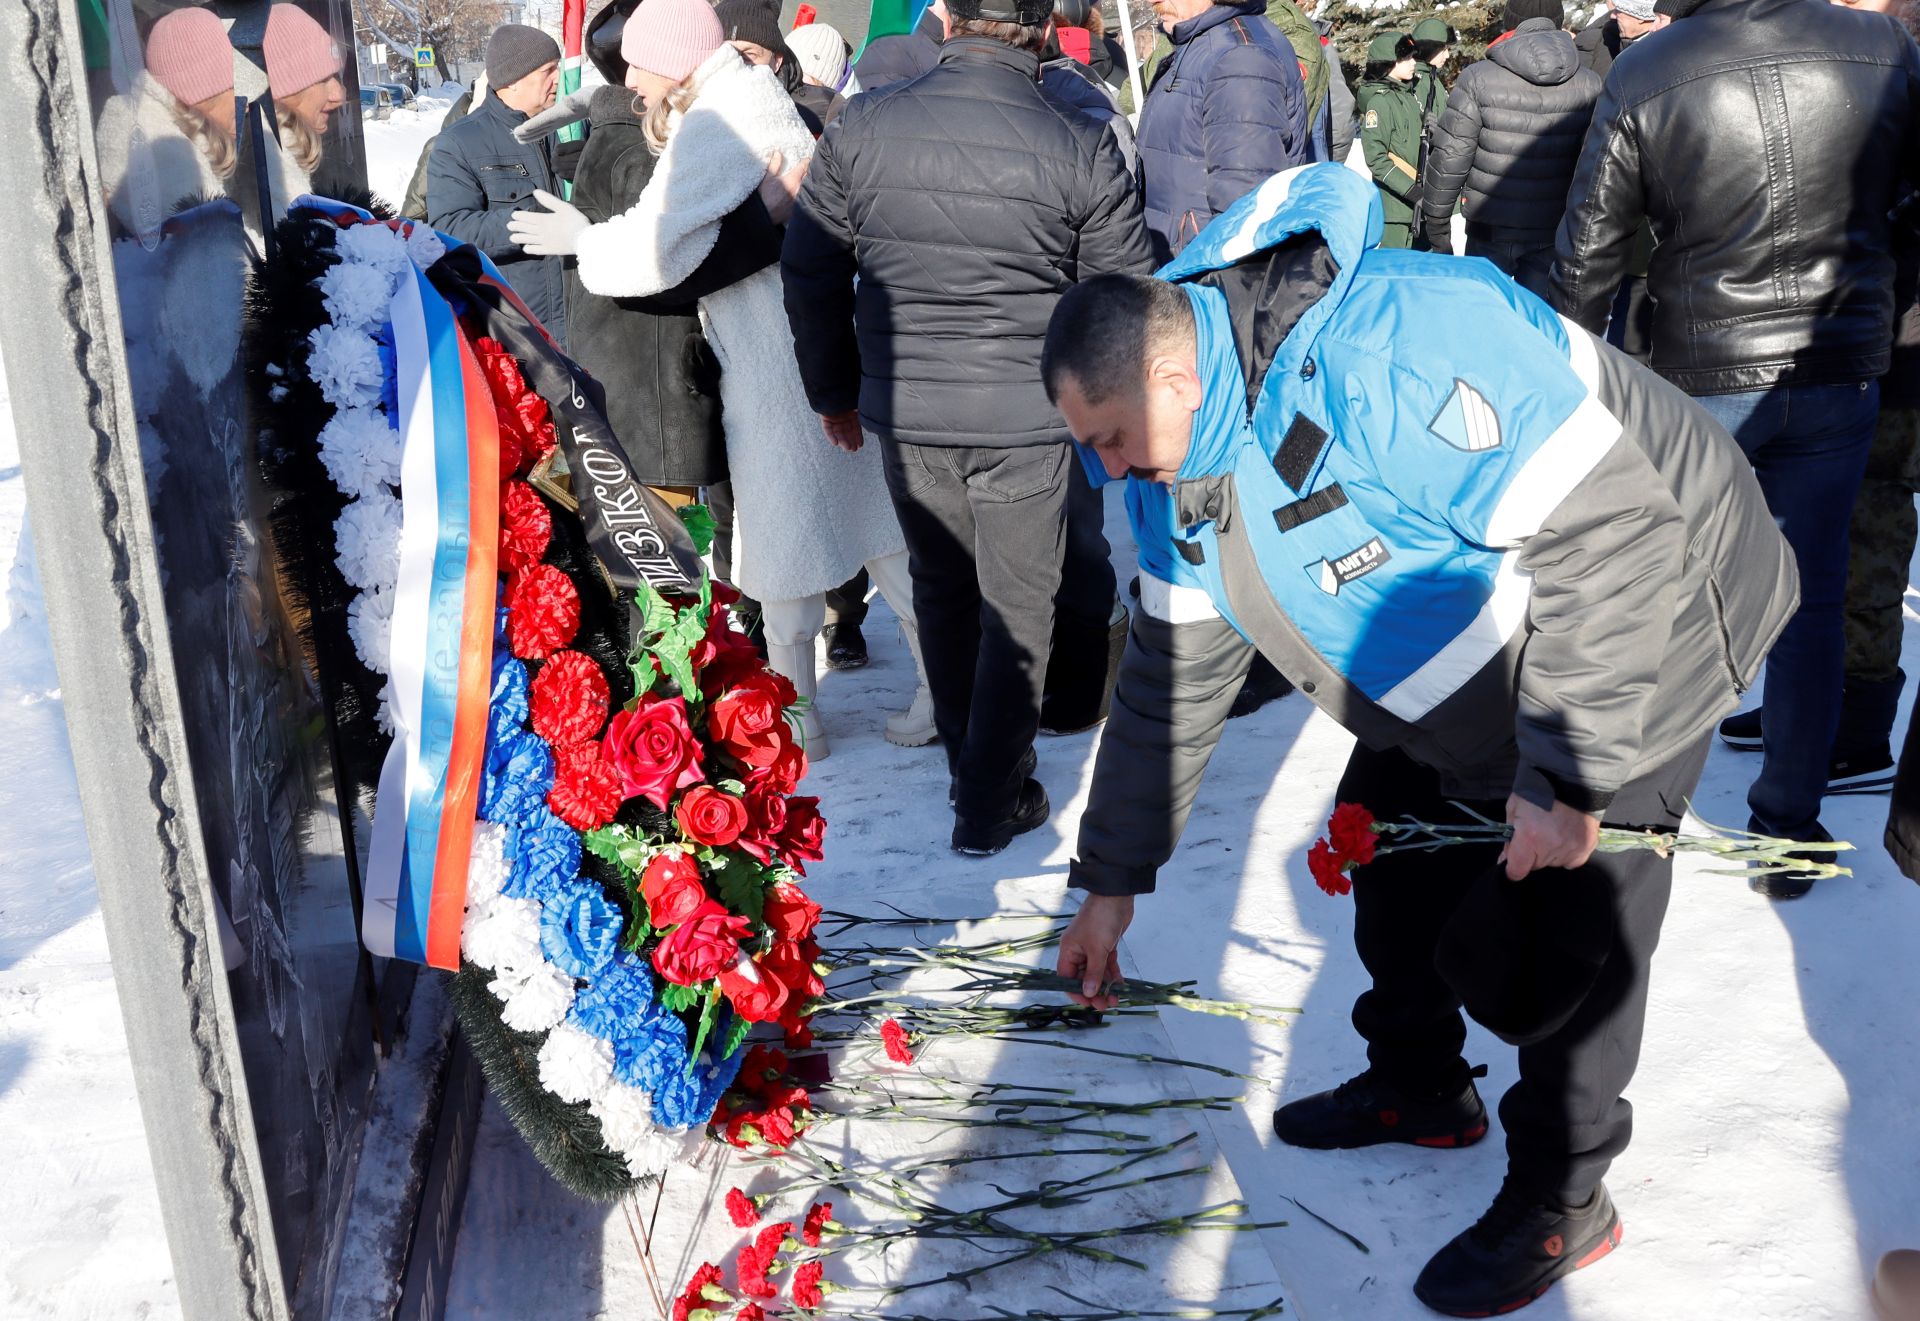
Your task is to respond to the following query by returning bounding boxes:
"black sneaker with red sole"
[1272,1065,1490,1151]
[1414,1178,1622,1317]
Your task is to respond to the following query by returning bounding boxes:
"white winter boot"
[766,639,830,762]
[884,617,938,749]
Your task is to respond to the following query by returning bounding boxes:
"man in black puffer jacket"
[782,0,1153,855]
[1552,0,1920,896]
[1421,0,1600,295]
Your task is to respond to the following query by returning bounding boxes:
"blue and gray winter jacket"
[1134,0,1308,266]
[1070,164,1798,897]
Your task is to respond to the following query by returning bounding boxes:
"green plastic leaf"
[709,852,769,925]
[688,986,722,1072]
[658,981,701,1014]
[721,1009,753,1061]
[677,503,717,557]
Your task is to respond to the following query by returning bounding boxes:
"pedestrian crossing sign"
[414,46,434,67]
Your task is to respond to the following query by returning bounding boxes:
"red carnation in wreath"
[529,650,610,748]
[547,741,623,832]
[506,563,580,660]
[498,480,552,573]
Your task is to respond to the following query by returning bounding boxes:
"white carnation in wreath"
[465,821,511,916]
[588,1081,661,1154]
[376,678,398,736]
[336,220,414,274]
[316,259,397,333]
[306,322,384,410]
[620,1125,704,1179]
[537,1021,616,1105]
[346,585,394,675]
[493,961,577,1033]
[462,895,544,974]
[333,487,402,594]
[405,223,447,268]
[317,405,402,501]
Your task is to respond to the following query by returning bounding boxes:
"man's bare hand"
[1058,893,1133,1010]
[1502,794,1601,880]
[819,409,863,452]
[758,149,809,226]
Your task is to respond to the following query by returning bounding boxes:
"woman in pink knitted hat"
[263,3,346,184]
[509,0,936,759]
[94,7,239,238]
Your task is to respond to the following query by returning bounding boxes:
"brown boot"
[1875,1251,1920,1321]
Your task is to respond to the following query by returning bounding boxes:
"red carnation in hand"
[776,796,826,873]
[652,900,751,986]
[529,650,610,748]
[603,694,704,809]
[801,1200,834,1248]
[762,882,822,944]
[725,1187,761,1228]
[640,850,707,928]
[720,954,791,1023]
[880,1018,915,1066]
[498,480,552,572]
[1327,802,1379,867]
[793,1260,826,1309]
[547,741,623,831]
[1307,839,1352,896]
[676,785,749,848]
[506,564,580,659]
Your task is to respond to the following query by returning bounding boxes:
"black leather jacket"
[1550,0,1920,395]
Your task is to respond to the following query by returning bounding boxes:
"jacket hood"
[1158,164,1381,480]
[1488,17,1583,85]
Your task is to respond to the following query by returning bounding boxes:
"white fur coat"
[573,47,904,603]
[96,72,230,239]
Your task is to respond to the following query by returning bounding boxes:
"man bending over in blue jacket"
[1043,163,1796,1317]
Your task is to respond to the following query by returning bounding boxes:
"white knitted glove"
[507,190,589,256]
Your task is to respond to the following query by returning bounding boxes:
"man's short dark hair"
[949,15,1052,52]
[1042,274,1195,406]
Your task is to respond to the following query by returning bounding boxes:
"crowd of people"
[89,0,1918,1312]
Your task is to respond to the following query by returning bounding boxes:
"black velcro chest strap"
[1273,482,1348,532]
[1174,538,1206,565]
[1273,412,1329,492]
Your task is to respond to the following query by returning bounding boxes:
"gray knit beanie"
[486,24,561,91]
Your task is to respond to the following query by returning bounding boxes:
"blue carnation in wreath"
[611,1002,689,1094]
[540,882,624,978]
[488,652,530,750]
[481,728,553,824]
[650,1036,747,1130]
[568,951,654,1041]
[504,805,581,902]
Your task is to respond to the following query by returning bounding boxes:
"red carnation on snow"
[737,1307,766,1321]
[725,1187,761,1228]
[529,650,610,748]
[670,1262,727,1321]
[546,741,623,831]
[801,1200,834,1248]
[880,1018,915,1066]
[784,1022,815,1050]
[498,480,552,572]
[793,1260,826,1309]
[734,1241,777,1300]
[505,564,580,659]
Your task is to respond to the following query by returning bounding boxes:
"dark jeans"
[879,439,1069,820]
[1340,737,1710,1204]
[1464,230,1554,300]
[1695,382,1879,837]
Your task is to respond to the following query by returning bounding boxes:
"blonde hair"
[642,74,702,153]
[172,96,236,180]
[275,104,323,175]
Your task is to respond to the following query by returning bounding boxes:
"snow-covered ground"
[361,84,466,213]
[9,103,1920,1321]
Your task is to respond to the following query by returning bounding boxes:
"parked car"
[374,81,416,108]
[358,85,393,120]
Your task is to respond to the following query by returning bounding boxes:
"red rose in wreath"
[776,796,826,872]
[762,881,821,944]
[676,785,748,848]
[602,694,704,809]
[719,954,791,1023]
[652,899,750,986]
[639,850,707,928]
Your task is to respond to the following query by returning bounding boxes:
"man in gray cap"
[781,0,1153,857]
[1575,0,1666,76]
[426,24,569,344]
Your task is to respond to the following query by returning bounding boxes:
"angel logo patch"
[1311,538,1390,595]
[1429,379,1503,452]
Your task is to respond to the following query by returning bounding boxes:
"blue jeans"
[1694,382,1880,838]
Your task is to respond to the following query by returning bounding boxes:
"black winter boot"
[1273,1066,1489,1151]
[1414,1177,1622,1317]
[1228,654,1295,719]
[952,779,1050,857]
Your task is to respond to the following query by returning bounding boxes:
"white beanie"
[786,22,851,92]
